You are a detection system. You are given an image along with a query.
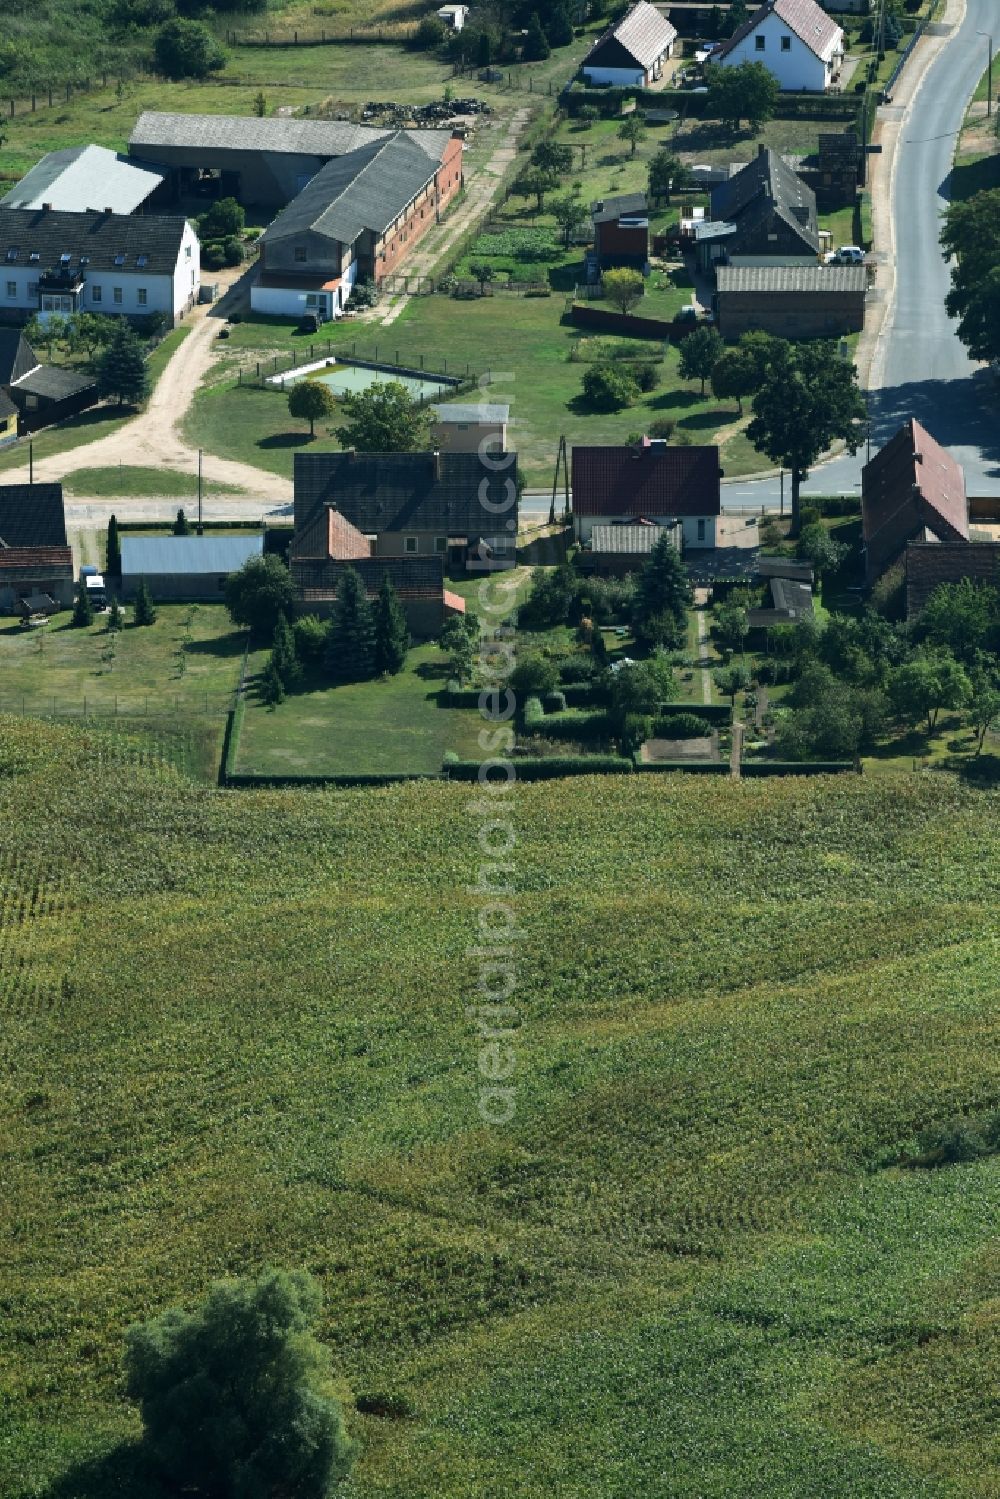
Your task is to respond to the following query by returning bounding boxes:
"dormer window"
[28,251,40,262]
[137,254,148,268]
[5,248,18,262]
[59,253,71,265]
[114,252,126,266]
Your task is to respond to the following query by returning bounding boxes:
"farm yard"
[2,717,1000,1497]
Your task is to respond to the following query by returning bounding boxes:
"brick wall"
[375,135,463,282]
[715,289,865,340]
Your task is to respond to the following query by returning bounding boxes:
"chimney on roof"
[104,206,114,215]
[42,202,53,212]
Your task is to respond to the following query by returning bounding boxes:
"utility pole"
[978,32,993,118]
[197,449,204,535]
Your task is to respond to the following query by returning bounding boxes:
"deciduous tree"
[705,61,779,133]
[746,339,865,533]
[125,1268,355,1495]
[618,116,647,158]
[710,345,757,413]
[154,17,225,79]
[224,555,297,638]
[333,380,431,452]
[289,379,337,438]
[889,649,971,734]
[602,266,644,315]
[678,324,723,394]
[439,612,479,684]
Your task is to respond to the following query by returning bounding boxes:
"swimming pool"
[277,361,455,401]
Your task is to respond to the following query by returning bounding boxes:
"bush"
[154,17,225,79]
[634,361,660,392]
[559,656,598,684]
[525,708,611,741]
[511,654,559,698]
[292,613,330,665]
[652,711,715,738]
[413,14,446,48]
[648,416,676,439]
[223,238,243,267]
[544,690,568,713]
[202,244,226,271]
[581,362,639,411]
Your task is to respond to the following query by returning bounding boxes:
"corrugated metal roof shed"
[3,146,166,215]
[120,534,264,575]
[716,264,866,292]
[129,112,452,166]
[590,524,668,554]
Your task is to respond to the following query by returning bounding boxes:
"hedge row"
[219,701,244,786]
[564,83,856,122]
[224,769,441,788]
[444,756,633,781]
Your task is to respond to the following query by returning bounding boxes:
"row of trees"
[288,379,433,450]
[423,0,578,67]
[941,188,1000,364]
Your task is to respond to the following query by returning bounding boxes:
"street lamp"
[977,31,993,119]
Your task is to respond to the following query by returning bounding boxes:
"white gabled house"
[0,204,199,325]
[713,0,844,92]
[581,0,677,88]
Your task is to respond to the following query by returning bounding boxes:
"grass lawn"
[188,303,768,486]
[62,465,245,498]
[0,602,245,780]
[237,642,485,775]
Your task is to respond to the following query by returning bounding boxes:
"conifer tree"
[106,513,121,577]
[107,598,124,632]
[72,582,94,628]
[373,574,410,676]
[173,507,191,536]
[260,656,286,706]
[97,322,150,407]
[523,11,550,59]
[326,567,375,682]
[133,578,157,627]
[271,612,302,689]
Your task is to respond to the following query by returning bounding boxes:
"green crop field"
[2,715,999,1497]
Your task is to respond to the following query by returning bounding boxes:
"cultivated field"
[1,716,999,1497]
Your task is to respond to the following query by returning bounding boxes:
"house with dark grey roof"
[862,418,969,584]
[0,203,199,324]
[3,146,168,216]
[905,540,1000,619]
[714,261,866,337]
[572,439,722,550]
[293,450,518,570]
[591,192,650,269]
[252,128,463,317]
[0,482,73,613]
[714,0,844,91]
[697,146,820,272]
[582,0,677,86]
[128,111,457,212]
[119,534,264,602]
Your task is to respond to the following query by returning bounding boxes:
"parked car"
[836,245,865,264]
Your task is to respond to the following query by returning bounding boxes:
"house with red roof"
[713,0,844,91]
[571,441,722,551]
[861,418,969,585]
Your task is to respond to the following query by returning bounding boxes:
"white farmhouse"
[0,205,199,325]
[571,441,722,552]
[714,0,844,92]
[581,0,677,88]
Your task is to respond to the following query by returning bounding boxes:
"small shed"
[120,533,264,602]
[430,402,509,455]
[8,365,99,431]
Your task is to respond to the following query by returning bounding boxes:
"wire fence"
[0,693,238,719]
[235,341,489,391]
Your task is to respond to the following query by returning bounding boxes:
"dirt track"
[3,265,292,506]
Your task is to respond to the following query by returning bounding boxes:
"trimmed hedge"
[634,760,728,774]
[660,700,731,724]
[742,760,858,776]
[219,700,244,786]
[444,756,633,780]
[652,712,718,739]
[224,769,441,788]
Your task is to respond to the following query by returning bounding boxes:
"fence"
[224,25,416,47]
[882,0,945,99]
[234,339,487,390]
[0,693,237,718]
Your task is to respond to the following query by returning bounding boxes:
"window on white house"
[185,245,192,259]
[91,285,102,303]
[780,34,791,50]
[755,34,765,49]
[113,287,123,304]
[404,536,419,554]
[137,288,147,306]
[5,281,15,298]
[27,281,38,297]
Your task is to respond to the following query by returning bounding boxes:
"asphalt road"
[725,0,1000,510]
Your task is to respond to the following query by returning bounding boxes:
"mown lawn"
[61,465,245,499]
[2,720,1000,1497]
[187,302,765,487]
[0,603,244,778]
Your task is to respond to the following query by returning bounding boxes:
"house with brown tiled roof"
[905,541,1000,619]
[714,0,844,91]
[572,440,722,550]
[862,419,969,585]
[581,0,677,87]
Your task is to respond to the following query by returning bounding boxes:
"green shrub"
[544,690,568,713]
[292,614,330,665]
[652,712,715,738]
[634,361,660,392]
[444,755,632,780]
[223,238,243,267]
[202,243,226,271]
